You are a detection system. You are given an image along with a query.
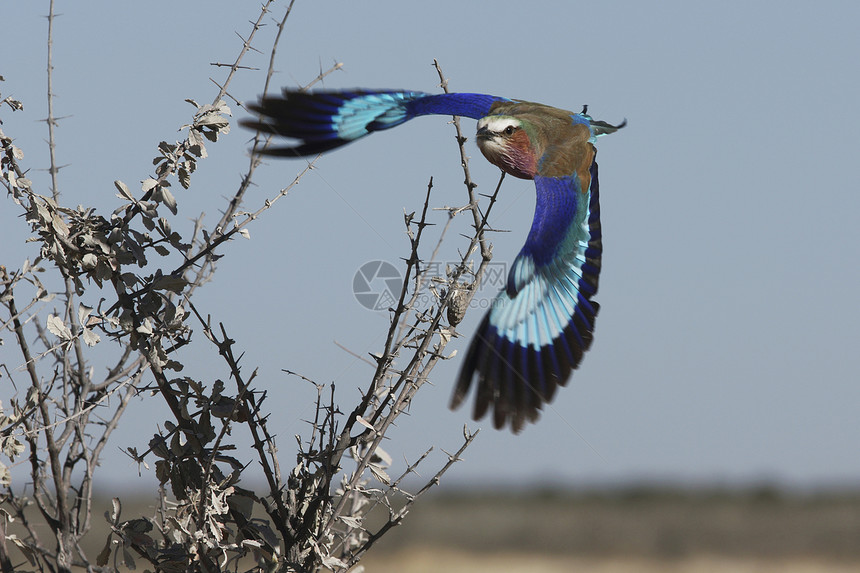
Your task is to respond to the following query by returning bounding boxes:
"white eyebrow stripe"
[478,116,520,133]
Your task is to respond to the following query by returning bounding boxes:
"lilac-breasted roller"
[244,89,624,433]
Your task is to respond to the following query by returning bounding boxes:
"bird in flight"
[244,89,624,432]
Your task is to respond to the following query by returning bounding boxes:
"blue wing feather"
[405,92,508,119]
[244,89,508,156]
[452,161,603,432]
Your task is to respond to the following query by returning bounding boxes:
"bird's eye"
[504,125,516,136]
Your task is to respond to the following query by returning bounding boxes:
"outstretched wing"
[243,89,509,156]
[451,162,603,433]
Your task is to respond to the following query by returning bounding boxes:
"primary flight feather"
[243,89,624,433]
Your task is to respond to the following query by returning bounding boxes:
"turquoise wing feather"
[451,164,603,432]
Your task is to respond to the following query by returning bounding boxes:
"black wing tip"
[452,300,600,433]
[239,117,352,157]
[266,141,350,157]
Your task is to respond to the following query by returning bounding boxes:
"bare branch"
[1,6,494,572]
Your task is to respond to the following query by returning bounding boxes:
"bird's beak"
[476,126,492,140]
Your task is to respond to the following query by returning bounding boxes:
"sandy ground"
[361,549,860,573]
[6,489,860,571]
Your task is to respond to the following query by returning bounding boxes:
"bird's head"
[476,116,538,180]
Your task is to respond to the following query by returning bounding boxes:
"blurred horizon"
[8,485,860,571]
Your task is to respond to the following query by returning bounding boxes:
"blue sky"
[3,1,860,492]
